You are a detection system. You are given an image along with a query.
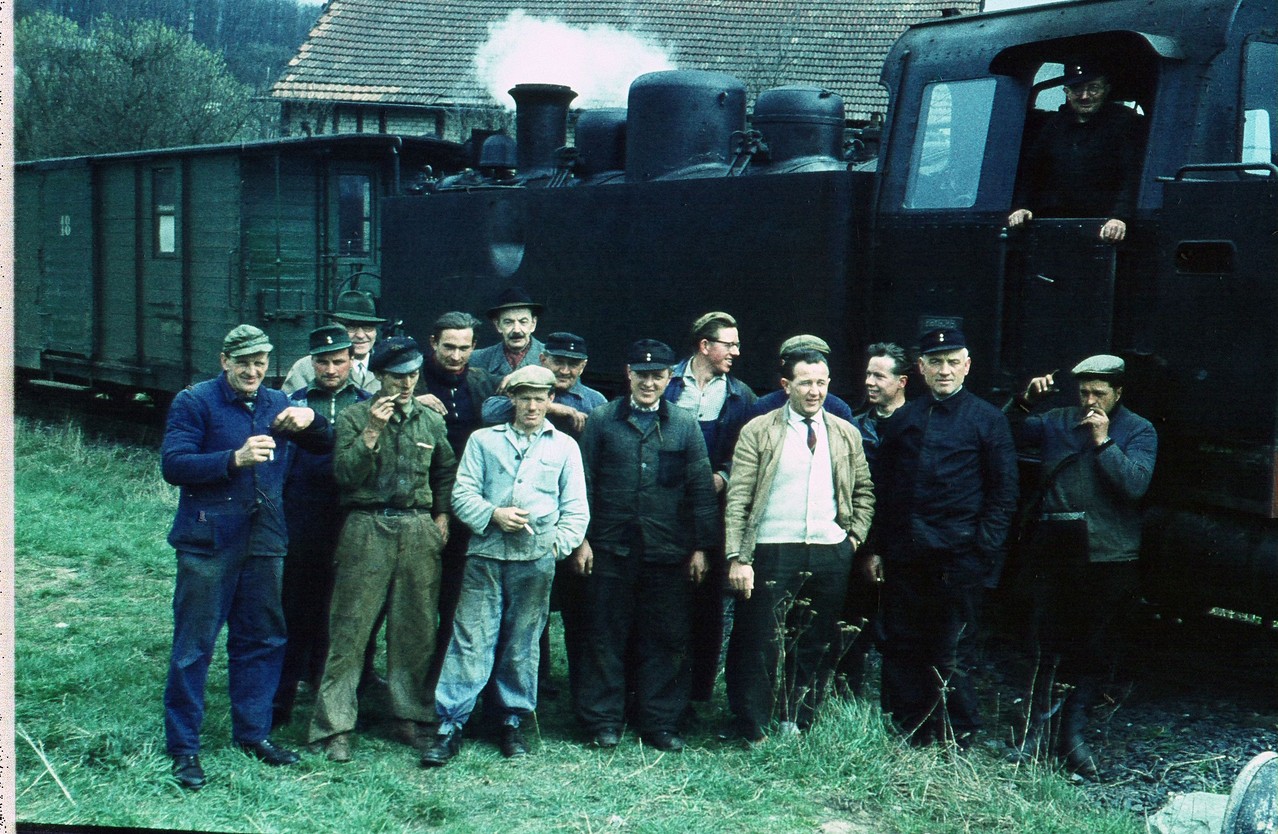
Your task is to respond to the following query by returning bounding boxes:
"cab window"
[1242,41,1276,166]
[904,78,996,209]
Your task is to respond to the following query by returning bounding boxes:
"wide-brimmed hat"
[486,286,544,319]
[328,290,387,324]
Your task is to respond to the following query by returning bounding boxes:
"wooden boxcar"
[15,134,462,395]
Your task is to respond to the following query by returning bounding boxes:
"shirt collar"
[629,398,660,413]
[784,404,823,427]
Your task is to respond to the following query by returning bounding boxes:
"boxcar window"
[904,78,996,209]
[1242,41,1276,165]
[338,174,373,256]
[153,168,177,256]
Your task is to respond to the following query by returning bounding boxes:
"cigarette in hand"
[523,523,534,535]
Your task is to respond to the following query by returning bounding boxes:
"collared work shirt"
[673,358,729,422]
[333,399,457,512]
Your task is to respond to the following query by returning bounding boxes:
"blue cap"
[370,336,423,374]
[918,328,967,355]
[543,332,589,360]
[626,339,677,371]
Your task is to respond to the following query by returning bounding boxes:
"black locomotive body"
[377,0,1277,619]
[14,134,462,394]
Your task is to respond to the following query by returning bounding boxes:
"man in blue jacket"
[1007,354,1156,778]
[161,324,333,789]
[868,328,1018,748]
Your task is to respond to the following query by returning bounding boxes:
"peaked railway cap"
[918,327,967,355]
[626,339,677,372]
[308,324,353,356]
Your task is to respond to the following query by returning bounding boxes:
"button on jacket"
[452,421,589,561]
[333,398,457,512]
[578,398,720,564]
[873,388,1019,582]
[724,407,876,566]
[162,373,334,558]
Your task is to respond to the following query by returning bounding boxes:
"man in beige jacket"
[723,349,875,742]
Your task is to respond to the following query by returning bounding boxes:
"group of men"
[160,282,1156,789]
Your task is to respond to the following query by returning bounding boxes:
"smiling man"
[470,286,547,376]
[282,290,387,394]
[161,324,333,789]
[869,328,1018,749]
[422,364,588,766]
[1007,58,1145,242]
[722,349,875,743]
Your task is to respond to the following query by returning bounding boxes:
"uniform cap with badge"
[626,339,677,371]
[370,336,424,374]
[917,327,967,355]
[307,324,353,356]
[543,332,589,360]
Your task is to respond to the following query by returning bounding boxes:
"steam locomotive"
[376,0,1277,621]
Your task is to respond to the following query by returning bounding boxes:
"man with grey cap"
[307,336,458,763]
[1007,354,1156,778]
[282,290,386,395]
[161,324,333,789]
[469,286,547,377]
[273,323,373,728]
[870,327,1018,748]
[573,339,719,752]
[421,364,588,766]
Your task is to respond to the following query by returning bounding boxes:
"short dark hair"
[866,342,910,377]
[431,311,482,340]
[781,349,829,380]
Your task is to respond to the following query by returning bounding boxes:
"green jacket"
[334,399,457,513]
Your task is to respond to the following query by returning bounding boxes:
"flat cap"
[543,332,589,360]
[307,324,353,356]
[505,364,556,391]
[1071,354,1125,377]
[487,286,544,318]
[329,290,387,324]
[222,324,273,358]
[370,336,423,374]
[626,339,677,372]
[691,311,737,339]
[779,334,831,358]
[918,327,967,355]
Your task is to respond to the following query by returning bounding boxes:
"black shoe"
[591,728,621,749]
[171,755,205,790]
[500,725,529,759]
[238,738,300,766]
[643,731,685,752]
[420,729,462,767]
[1060,733,1099,780]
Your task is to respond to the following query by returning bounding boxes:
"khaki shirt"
[333,398,457,512]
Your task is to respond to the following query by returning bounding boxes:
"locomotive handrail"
[1159,162,1278,181]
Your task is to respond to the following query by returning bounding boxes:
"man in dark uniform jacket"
[1008,58,1145,243]
[573,339,719,752]
[273,324,372,728]
[161,324,332,789]
[1007,354,1156,779]
[868,328,1018,747]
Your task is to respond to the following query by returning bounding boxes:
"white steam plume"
[475,11,676,108]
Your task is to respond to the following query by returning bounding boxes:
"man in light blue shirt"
[481,331,606,438]
[421,364,589,766]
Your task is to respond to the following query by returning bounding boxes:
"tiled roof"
[272,0,981,121]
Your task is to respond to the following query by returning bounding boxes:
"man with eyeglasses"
[665,311,758,708]
[283,290,386,394]
[1007,58,1145,243]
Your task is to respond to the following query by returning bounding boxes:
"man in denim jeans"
[421,364,589,765]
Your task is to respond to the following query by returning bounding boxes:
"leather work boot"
[171,754,205,790]
[500,725,529,759]
[1057,695,1099,780]
[420,729,462,768]
[325,733,352,763]
[238,738,300,766]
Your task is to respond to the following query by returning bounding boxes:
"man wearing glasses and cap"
[1007,354,1157,779]
[307,336,458,763]
[161,324,333,789]
[283,290,387,395]
[1007,58,1146,243]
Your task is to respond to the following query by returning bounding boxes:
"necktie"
[804,417,816,453]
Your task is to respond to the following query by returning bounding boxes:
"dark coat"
[162,373,333,558]
[579,398,720,564]
[872,387,1019,585]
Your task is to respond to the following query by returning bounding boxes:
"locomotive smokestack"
[509,83,578,174]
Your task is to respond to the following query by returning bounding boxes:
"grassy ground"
[13,417,1145,833]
